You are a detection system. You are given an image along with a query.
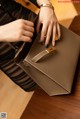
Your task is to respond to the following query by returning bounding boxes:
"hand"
[0,19,34,42]
[36,7,61,47]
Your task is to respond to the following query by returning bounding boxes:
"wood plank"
[0,70,34,119]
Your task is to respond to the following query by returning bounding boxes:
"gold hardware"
[46,47,56,53]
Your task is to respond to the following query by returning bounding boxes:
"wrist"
[40,3,54,10]
[37,0,51,6]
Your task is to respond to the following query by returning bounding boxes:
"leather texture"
[20,25,80,96]
[32,46,56,63]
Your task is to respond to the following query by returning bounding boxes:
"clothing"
[0,0,37,91]
[29,0,38,7]
[0,0,38,7]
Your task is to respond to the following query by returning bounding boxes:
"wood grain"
[0,70,34,119]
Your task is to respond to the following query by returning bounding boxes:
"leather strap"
[32,47,56,63]
[32,34,59,63]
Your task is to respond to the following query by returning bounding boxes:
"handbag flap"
[24,25,80,92]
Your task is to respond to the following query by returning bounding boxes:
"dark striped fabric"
[0,0,37,91]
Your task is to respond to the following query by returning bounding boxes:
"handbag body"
[17,25,80,96]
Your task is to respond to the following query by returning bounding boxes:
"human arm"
[36,0,61,47]
[0,19,34,42]
[23,0,61,46]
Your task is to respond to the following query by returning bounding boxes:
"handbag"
[15,20,80,96]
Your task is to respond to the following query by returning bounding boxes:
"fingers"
[21,35,32,42]
[20,19,34,42]
[24,25,34,33]
[37,8,61,47]
[52,24,56,46]
[45,23,52,47]
[57,23,61,39]
[23,19,34,27]
[40,22,48,42]
[21,19,61,45]
[40,22,60,47]
[22,30,33,37]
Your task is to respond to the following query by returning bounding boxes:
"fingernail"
[52,41,55,46]
[46,44,49,48]
[59,35,61,40]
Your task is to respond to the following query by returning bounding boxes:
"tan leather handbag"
[15,24,80,96]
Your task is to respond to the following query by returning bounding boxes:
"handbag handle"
[32,35,59,63]
[32,46,56,63]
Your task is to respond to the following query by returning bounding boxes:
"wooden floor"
[0,0,80,119]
